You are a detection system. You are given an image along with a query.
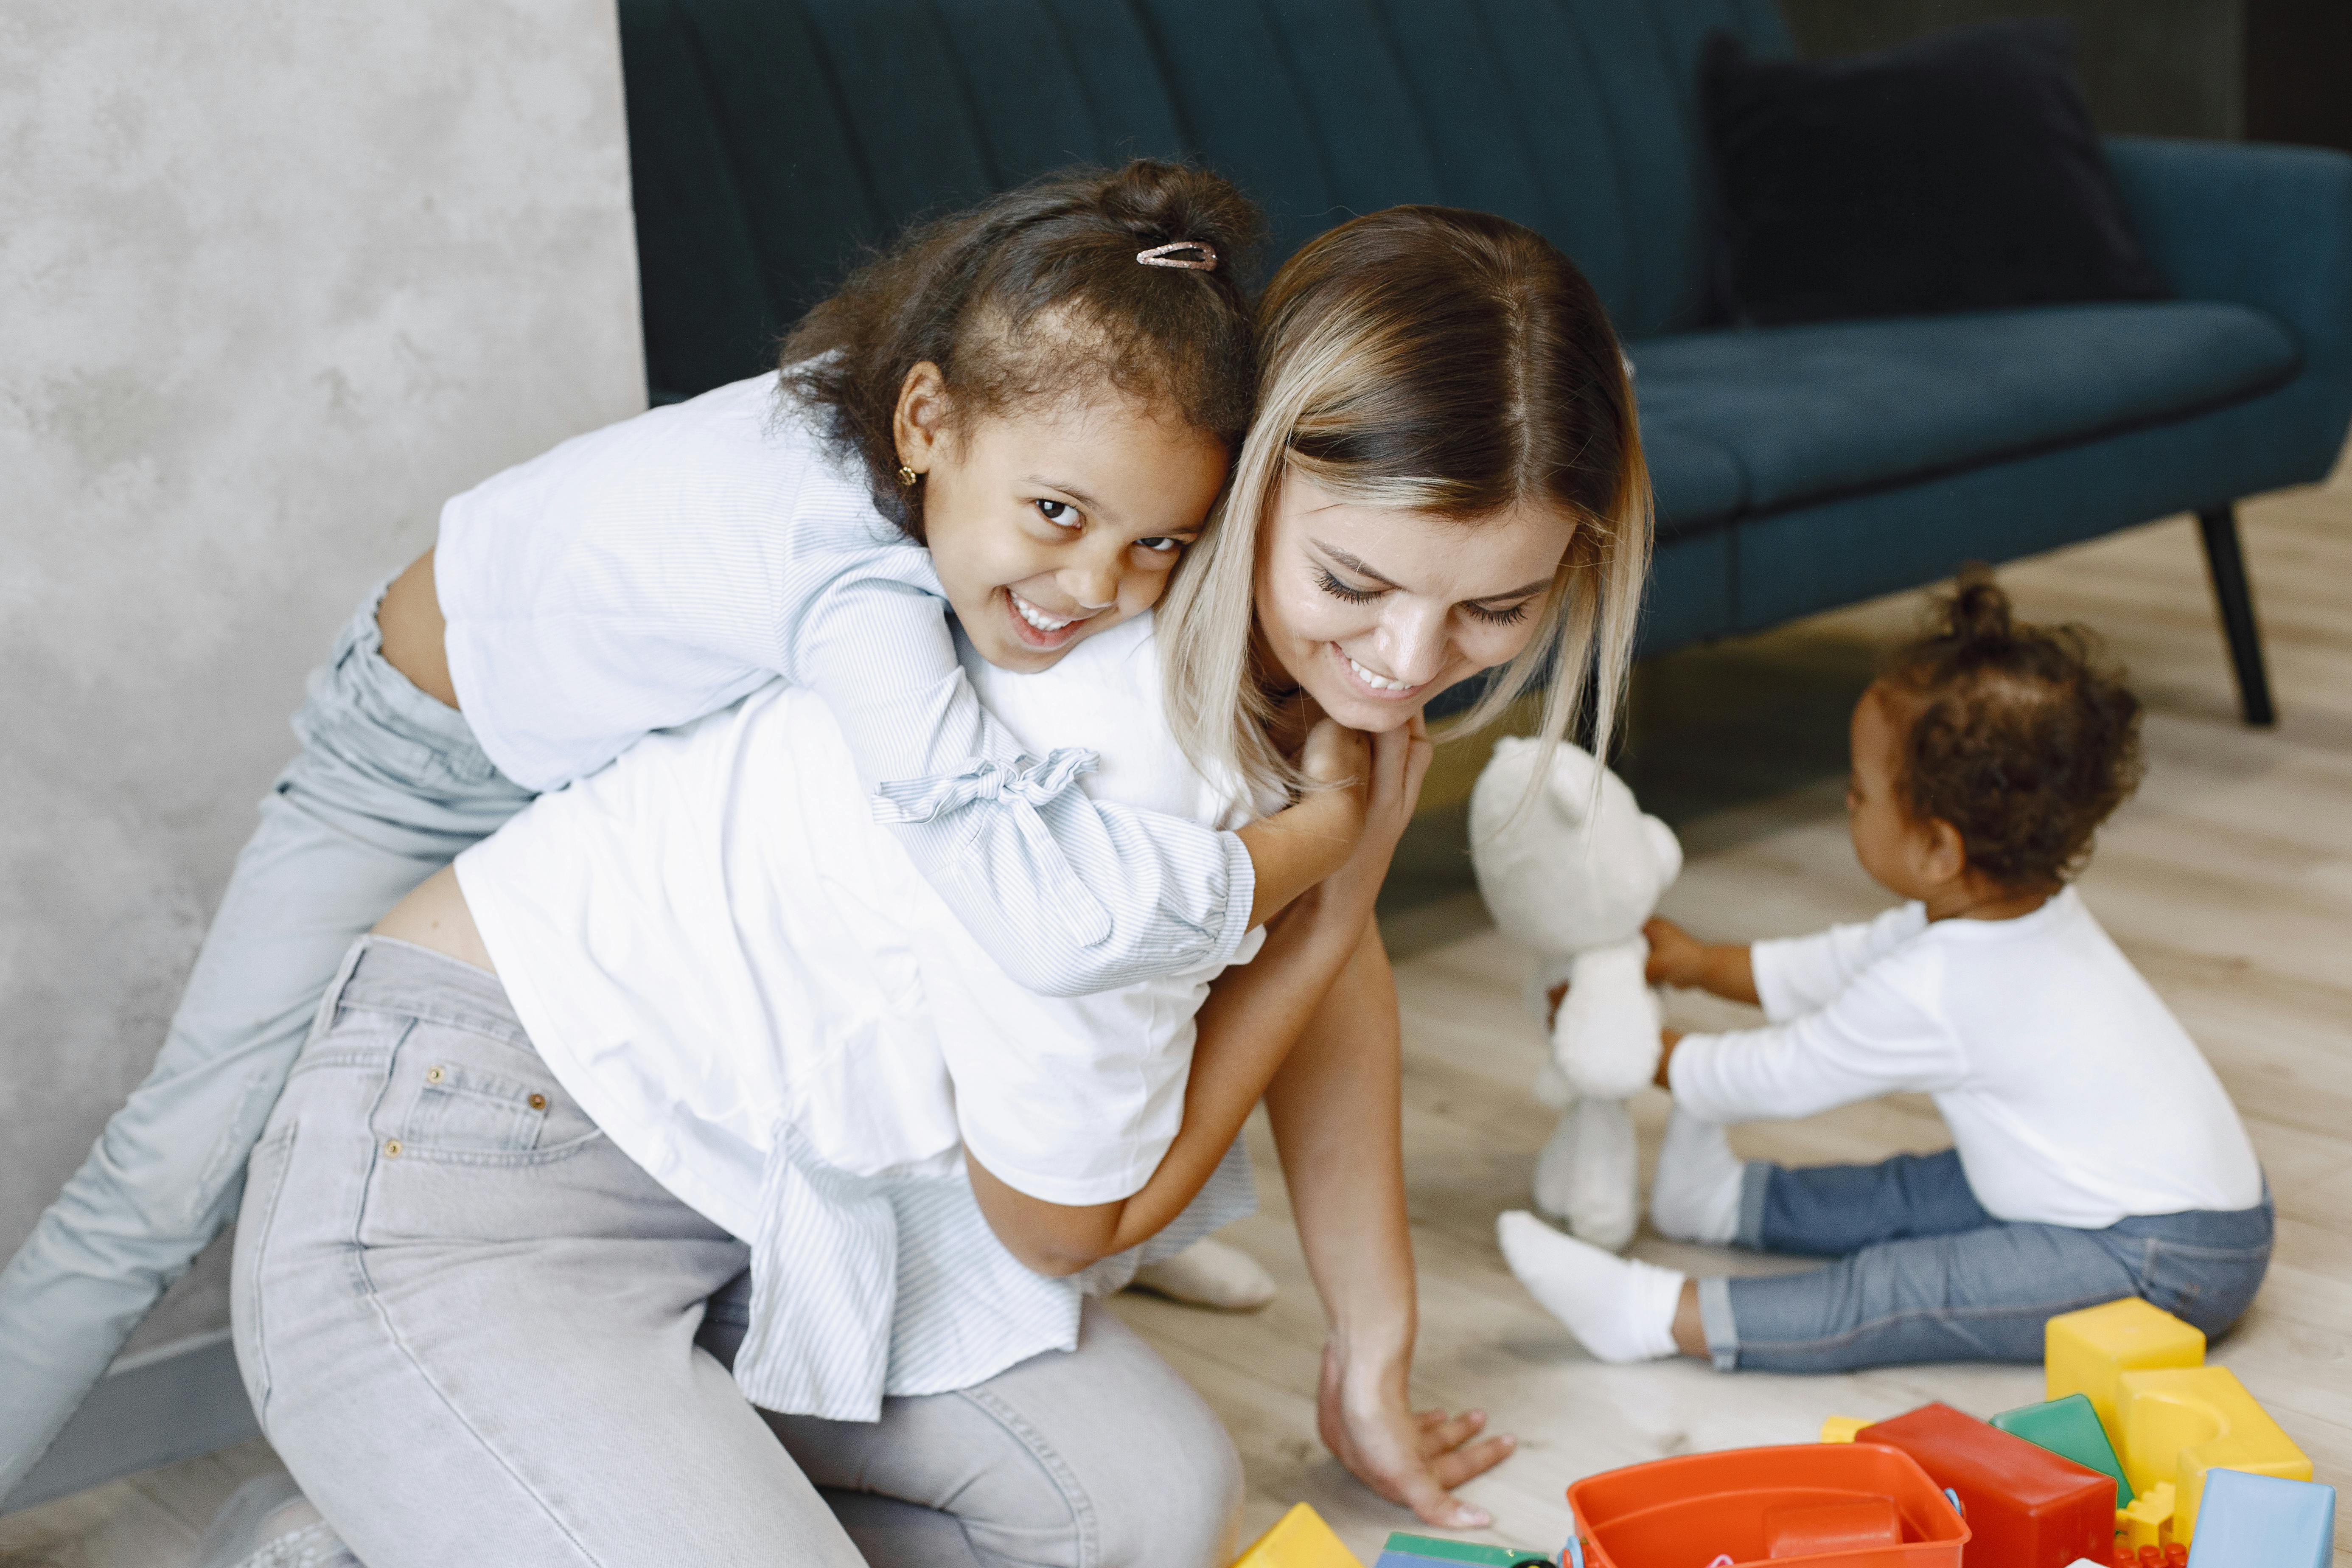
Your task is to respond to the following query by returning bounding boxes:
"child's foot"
[1128,1237,1277,1311]
[1650,1107,1745,1245]
[1497,1210,1683,1363]
[195,1473,360,1568]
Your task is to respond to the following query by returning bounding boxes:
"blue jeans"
[0,585,534,1498]
[235,938,1240,1568]
[1696,1151,2274,1372]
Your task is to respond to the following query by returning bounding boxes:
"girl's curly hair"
[1883,568,2145,889]
[780,160,1262,540]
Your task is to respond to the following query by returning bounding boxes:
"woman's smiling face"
[1253,470,1577,731]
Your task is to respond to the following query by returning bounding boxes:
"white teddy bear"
[1468,735,1682,1251]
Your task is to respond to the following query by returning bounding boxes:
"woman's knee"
[1084,1384,1242,1568]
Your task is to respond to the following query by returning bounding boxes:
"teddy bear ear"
[1541,743,1599,825]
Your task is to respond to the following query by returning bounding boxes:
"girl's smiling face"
[1253,471,1575,730]
[899,365,1229,674]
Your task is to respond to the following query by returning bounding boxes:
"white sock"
[1650,1107,1745,1246]
[1497,1210,1684,1363]
[1128,1238,1278,1311]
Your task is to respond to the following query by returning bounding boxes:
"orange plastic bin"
[1564,1443,1970,1567]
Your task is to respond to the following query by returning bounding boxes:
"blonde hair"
[1160,207,1653,801]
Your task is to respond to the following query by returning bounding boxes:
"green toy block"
[1374,1534,1553,1568]
[1992,1391,2132,1503]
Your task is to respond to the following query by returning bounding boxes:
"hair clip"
[1136,241,1218,272]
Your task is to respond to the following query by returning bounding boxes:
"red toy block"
[1858,1403,2114,1568]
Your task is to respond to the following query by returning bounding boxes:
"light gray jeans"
[232,938,1243,1568]
[0,584,534,1496]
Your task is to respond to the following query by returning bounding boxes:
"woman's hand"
[1237,718,1371,931]
[1318,1341,1514,1530]
[1304,715,1433,945]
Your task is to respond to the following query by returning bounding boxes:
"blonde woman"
[213,205,1648,1568]
[1149,204,1651,1532]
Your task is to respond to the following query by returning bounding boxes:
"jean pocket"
[233,1122,301,1425]
[396,1057,563,1158]
[2139,1239,2274,1336]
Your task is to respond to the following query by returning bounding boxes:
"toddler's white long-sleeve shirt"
[1668,888,2262,1229]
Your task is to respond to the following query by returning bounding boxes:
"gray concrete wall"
[0,1,645,1356]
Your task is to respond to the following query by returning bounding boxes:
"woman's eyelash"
[1464,600,1532,627]
[1035,499,1080,527]
[1315,567,1379,604]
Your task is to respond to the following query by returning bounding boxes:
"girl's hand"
[1318,1340,1514,1530]
[1643,916,1705,988]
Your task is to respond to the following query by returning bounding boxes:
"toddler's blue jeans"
[0,583,533,1499]
[1696,1150,2273,1372]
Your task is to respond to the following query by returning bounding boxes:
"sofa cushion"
[1701,21,2169,325]
[1629,302,2298,513]
[1631,412,1749,537]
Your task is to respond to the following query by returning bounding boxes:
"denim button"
[384,1140,403,1158]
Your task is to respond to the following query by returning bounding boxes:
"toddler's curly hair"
[1882,569,2145,889]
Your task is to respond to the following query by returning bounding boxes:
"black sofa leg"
[2195,504,2276,727]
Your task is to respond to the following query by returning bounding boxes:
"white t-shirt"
[1669,888,2262,1229]
[454,614,1262,1417]
[433,370,1253,999]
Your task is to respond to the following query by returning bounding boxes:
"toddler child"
[1500,573,2270,1370]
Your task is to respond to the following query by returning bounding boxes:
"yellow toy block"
[1819,1415,1870,1444]
[2046,1297,2204,1442]
[2118,1480,2175,1551]
[1232,1503,1365,1568]
[2115,1365,2312,1542]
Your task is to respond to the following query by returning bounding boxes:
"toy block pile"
[1233,1297,2330,1568]
[1819,1297,2328,1565]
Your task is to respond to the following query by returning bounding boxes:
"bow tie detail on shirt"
[869,749,1113,947]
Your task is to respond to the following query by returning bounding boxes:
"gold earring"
[896,463,919,488]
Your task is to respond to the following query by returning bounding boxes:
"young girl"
[0,162,1366,1492]
[1499,576,2272,1372]
[206,203,1654,1565]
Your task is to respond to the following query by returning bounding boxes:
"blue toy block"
[2182,1468,2334,1568]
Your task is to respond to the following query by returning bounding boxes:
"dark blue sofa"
[618,0,2352,723]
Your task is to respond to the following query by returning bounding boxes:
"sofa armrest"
[2106,135,2352,381]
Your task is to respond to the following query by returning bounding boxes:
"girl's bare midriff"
[378,549,460,710]
[369,551,492,967]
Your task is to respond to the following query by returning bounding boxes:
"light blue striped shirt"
[435,370,1254,997]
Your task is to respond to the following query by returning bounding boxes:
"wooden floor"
[6,467,2346,1564]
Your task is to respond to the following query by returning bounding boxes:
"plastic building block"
[2180,1469,2334,1568]
[2118,1481,2175,1551]
[1564,1442,1968,1566]
[1233,1504,1364,1568]
[1858,1402,2115,1568]
[2114,1365,2312,1540]
[1820,1415,1871,1444]
[1373,1534,1553,1568]
[2046,1299,2205,1444]
[1993,1393,2132,1503]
